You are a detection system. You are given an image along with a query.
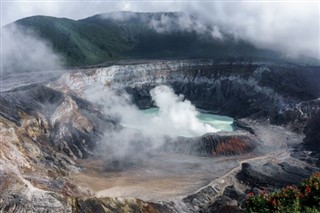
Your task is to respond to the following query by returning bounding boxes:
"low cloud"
[98,3,319,60]
[99,11,139,22]
[2,2,319,60]
[1,24,63,74]
[148,2,319,59]
[148,12,208,34]
[187,2,319,59]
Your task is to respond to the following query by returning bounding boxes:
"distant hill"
[6,11,316,69]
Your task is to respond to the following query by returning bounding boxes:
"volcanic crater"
[1,59,319,212]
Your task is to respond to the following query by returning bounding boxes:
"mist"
[188,2,320,60]
[100,4,319,60]
[85,84,217,159]
[3,2,318,60]
[1,24,63,74]
[143,4,319,60]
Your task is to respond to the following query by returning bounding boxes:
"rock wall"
[302,107,320,165]
[0,85,117,212]
[0,85,116,159]
[51,59,320,131]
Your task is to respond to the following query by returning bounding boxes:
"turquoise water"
[142,108,234,132]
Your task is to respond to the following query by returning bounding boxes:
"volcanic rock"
[162,131,259,156]
[304,107,320,150]
[75,197,173,213]
[0,84,116,212]
[200,196,243,213]
[236,161,317,188]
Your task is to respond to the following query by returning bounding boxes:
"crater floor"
[73,153,245,201]
[71,119,302,202]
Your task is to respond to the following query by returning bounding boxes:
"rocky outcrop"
[198,186,246,213]
[162,131,259,156]
[182,174,247,212]
[0,84,116,212]
[304,107,320,150]
[301,107,320,165]
[75,197,173,213]
[0,85,115,159]
[236,161,317,189]
[0,189,72,213]
[201,196,244,213]
[1,192,173,213]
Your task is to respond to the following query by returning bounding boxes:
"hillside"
[8,12,280,68]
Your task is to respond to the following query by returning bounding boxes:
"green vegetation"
[10,12,280,67]
[246,173,320,213]
[14,15,131,66]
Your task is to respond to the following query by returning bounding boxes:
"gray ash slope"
[0,58,320,212]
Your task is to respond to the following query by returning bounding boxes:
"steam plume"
[85,84,218,159]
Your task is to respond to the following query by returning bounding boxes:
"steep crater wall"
[52,59,320,132]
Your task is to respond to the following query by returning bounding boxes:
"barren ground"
[71,119,303,202]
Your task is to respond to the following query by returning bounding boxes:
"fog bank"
[1,24,63,74]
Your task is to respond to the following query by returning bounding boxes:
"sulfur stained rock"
[162,131,259,156]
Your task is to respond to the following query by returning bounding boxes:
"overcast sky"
[1,1,320,60]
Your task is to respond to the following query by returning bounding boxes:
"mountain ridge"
[5,12,284,69]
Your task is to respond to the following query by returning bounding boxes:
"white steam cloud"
[101,11,223,40]
[148,13,208,34]
[149,85,217,136]
[1,24,63,74]
[86,84,217,138]
[85,84,217,158]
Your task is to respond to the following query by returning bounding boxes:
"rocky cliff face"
[0,85,115,159]
[50,60,320,161]
[302,107,320,165]
[50,59,320,131]
[0,85,117,212]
